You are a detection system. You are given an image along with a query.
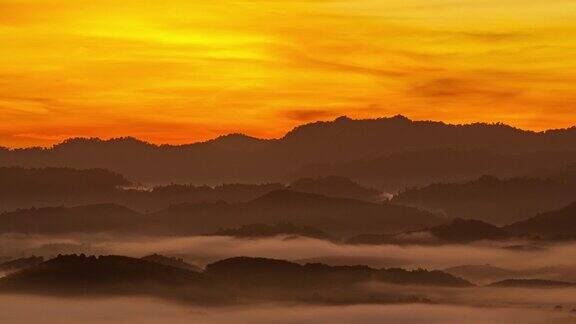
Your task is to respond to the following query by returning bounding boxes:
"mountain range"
[3,116,576,190]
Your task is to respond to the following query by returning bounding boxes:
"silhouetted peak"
[55,136,153,149]
[211,133,260,143]
[389,114,411,122]
[207,133,269,148]
[334,115,352,123]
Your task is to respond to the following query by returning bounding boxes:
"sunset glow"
[2,0,576,147]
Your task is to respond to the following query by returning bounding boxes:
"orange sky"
[1,0,576,147]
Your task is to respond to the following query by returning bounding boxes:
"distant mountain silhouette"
[392,175,576,225]
[504,202,576,239]
[489,279,576,288]
[3,116,576,188]
[0,191,441,236]
[141,254,201,272]
[211,223,332,240]
[0,254,470,305]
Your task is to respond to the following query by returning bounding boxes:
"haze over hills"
[504,202,576,240]
[3,116,576,189]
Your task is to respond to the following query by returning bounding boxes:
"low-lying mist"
[0,295,573,324]
[2,234,576,277]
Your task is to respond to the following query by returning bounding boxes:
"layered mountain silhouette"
[3,116,576,189]
[150,190,443,236]
[392,175,576,225]
[0,167,379,212]
[0,254,471,305]
[349,199,576,244]
[0,190,442,236]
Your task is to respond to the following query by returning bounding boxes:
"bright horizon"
[2,114,576,149]
[2,0,576,147]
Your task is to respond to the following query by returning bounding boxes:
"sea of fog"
[2,234,576,272]
[3,234,576,322]
[0,295,574,324]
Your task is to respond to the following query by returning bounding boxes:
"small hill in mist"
[392,175,576,225]
[207,257,472,287]
[489,279,576,288]
[0,254,471,305]
[347,218,507,245]
[3,116,576,188]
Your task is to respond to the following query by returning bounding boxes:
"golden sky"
[1,0,576,147]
